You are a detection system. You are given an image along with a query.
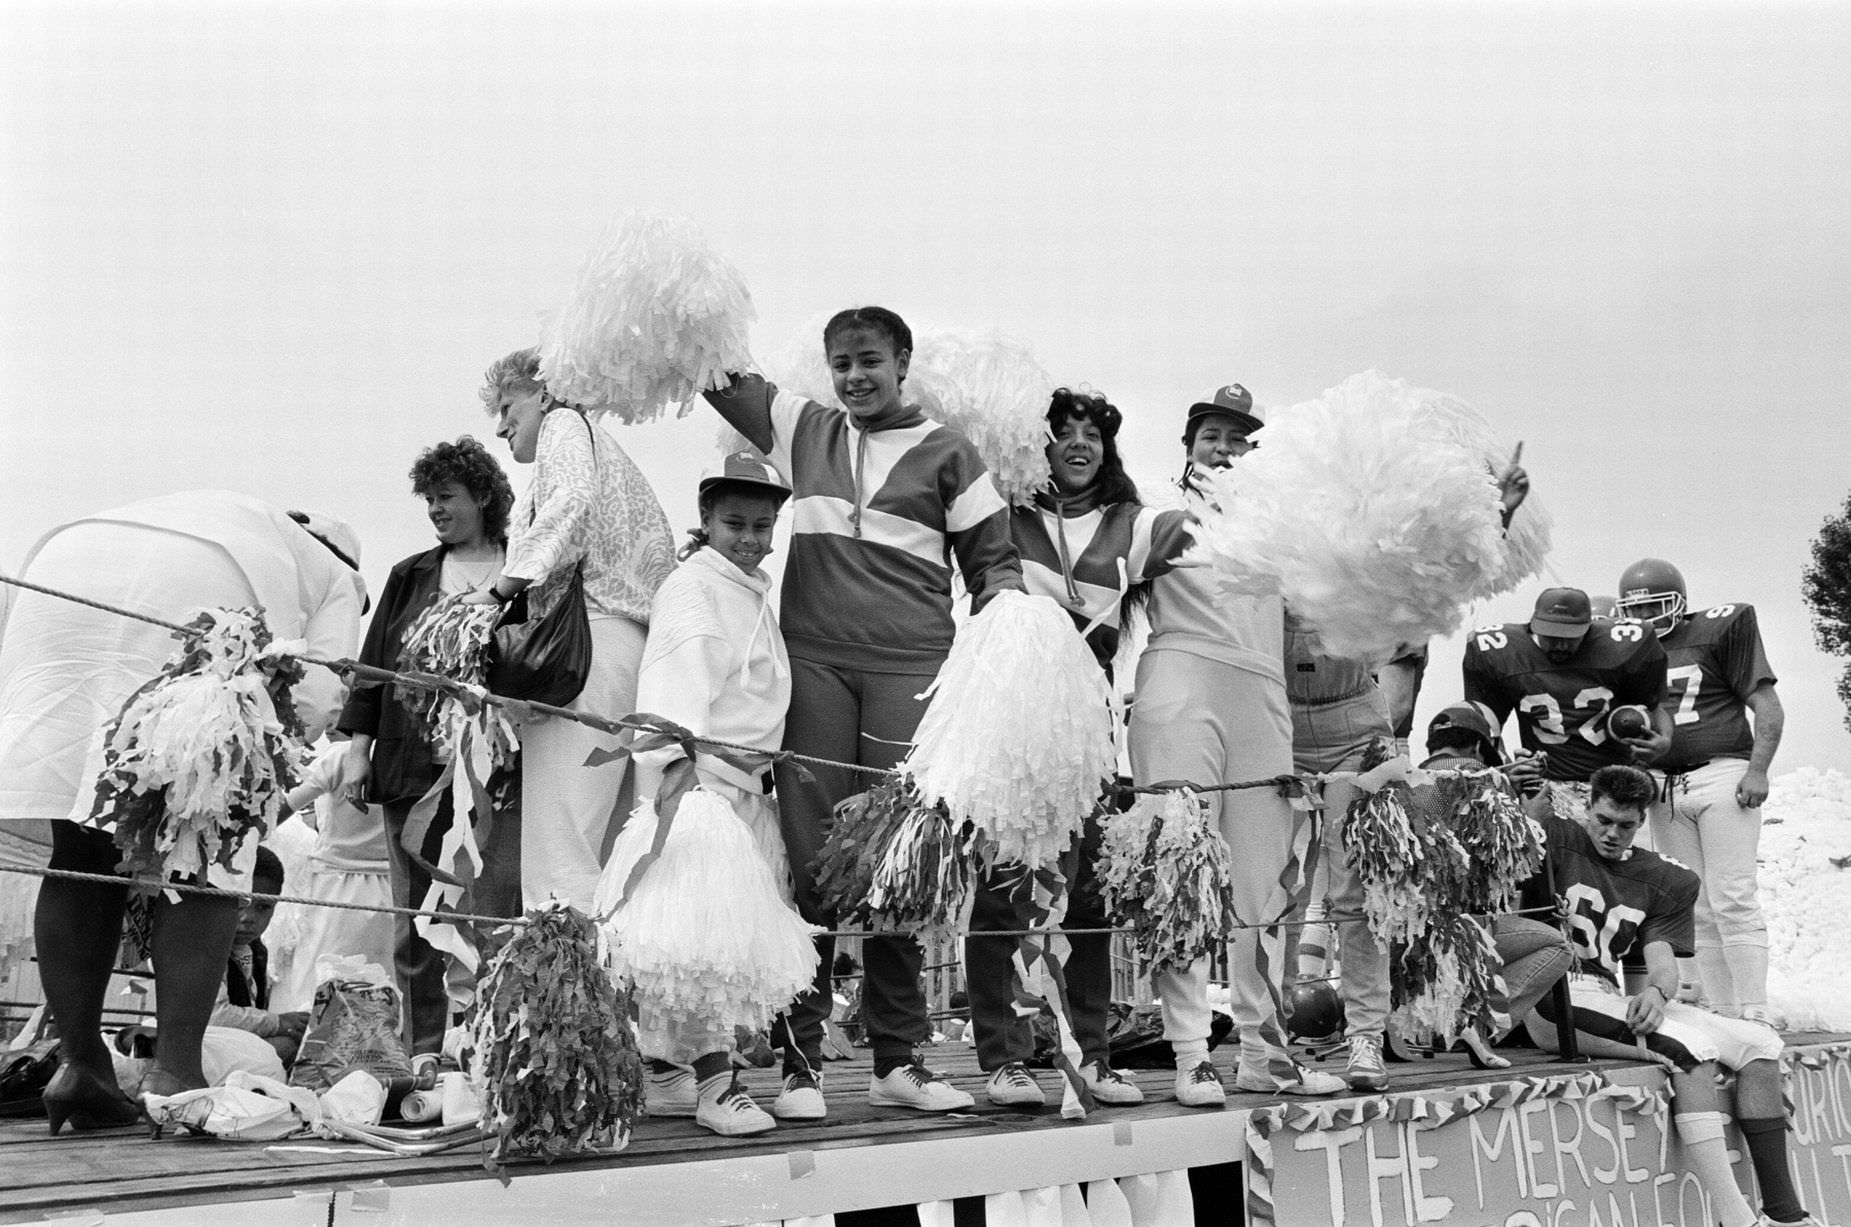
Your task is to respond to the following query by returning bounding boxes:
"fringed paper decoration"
[1339,741,1545,1042]
[1186,369,1551,660]
[536,212,755,423]
[756,310,838,406]
[866,800,977,941]
[472,903,641,1169]
[595,792,820,1050]
[395,597,519,772]
[1095,792,1238,972]
[393,597,521,994]
[811,779,975,933]
[89,607,307,880]
[812,778,918,927]
[903,591,1115,871]
[905,328,1055,506]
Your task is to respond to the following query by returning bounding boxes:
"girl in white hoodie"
[615,452,811,1138]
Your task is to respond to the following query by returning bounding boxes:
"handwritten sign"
[1249,1043,1851,1227]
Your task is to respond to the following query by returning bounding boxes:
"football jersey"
[1462,618,1668,781]
[1542,813,1698,985]
[1658,603,1777,772]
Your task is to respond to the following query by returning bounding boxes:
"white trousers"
[1649,759,1769,1012]
[1130,650,1303,1075]
[520,614,645,913]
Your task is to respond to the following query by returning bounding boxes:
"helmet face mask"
[1616,558,1688,638]
[1615,590,1685,636]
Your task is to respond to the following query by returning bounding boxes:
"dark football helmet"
[1615,558,1687,637]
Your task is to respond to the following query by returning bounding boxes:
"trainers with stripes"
[646,1063,698,1118]
[1174,1059,1227,1108]
[1081,1061,1145,1106]
[1346,1034,1388,1092]
[695,1074,776,1137]
[770,1070,826,1121]
[984,1062,1046,1107]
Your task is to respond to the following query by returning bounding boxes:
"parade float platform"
[10,1036,1851,1227]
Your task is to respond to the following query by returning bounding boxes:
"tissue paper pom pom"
[537,212,755,423]
[89,607,307,881]
[903,591,1115,871]
[1095,792,1238,971]
[1187,370,1550,660]
[472,902,642,1166]
[596,793,819,1044]
[866,801,977,941]
[395,596,518,771]
[905,328,1054,506]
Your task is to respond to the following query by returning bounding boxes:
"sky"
[3,1,1849,770]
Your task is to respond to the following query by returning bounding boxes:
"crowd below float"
[0,214,1820,1224]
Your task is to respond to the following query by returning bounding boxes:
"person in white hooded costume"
[0,491,364,1130]
[613,452,815,1139]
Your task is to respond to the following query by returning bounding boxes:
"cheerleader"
[700,307,1023,1119]
[602,453,817,1137]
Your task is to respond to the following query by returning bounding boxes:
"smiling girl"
[626,453,807,1137]
[700,306,1023,1120]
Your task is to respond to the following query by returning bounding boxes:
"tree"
[1802,491,1851,732]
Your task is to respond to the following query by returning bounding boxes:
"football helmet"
[1615,558,1687,636]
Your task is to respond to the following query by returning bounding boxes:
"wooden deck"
[0,1037,1692,1227]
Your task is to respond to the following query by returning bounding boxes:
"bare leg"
[147,893,240,1091]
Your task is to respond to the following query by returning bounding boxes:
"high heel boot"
[42,1062,140,1136]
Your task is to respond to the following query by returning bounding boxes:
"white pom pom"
[756,311,839,407]
[906,328,1054,506]
[1186,370,1551,660]
[537,212,755,424]
[595,793,819,1039]
[902,591,1115,869]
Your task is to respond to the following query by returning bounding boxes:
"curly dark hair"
[1588,764,1656,814]
[409,436,516,544]
[1045,387,1140,506]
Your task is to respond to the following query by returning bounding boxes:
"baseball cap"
[1426,700,1505,764]
[1529,587,1593,637]
[699,451,791,503]
[1185,383,1265,436]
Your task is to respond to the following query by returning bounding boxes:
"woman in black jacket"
[338,437,516,1061]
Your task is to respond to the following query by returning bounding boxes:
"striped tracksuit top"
[712,378,1023,671]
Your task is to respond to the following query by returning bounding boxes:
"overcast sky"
[4,1,1848,769]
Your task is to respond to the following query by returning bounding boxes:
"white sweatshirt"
[632,547,790,798]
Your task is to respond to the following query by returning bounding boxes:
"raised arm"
[701,373,776,454]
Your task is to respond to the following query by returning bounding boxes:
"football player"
[1530,765,1815,1227]
[1616,558,1784,1023]
[1462,586,1672,790]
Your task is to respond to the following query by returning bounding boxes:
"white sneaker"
[695,1074,776,1137]
[1346,1035,1388,1092]
[1081,1061,1145,1106]
[1174,1060,1227,1108]
[646,1064,698,1118]
[770,1070,826,1121]
[1235,1062,1347,1097]
[868,1063,974,1111]
[984,1062,1046,1107]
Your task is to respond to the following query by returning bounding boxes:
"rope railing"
[0,861,1564,940]
[0,571,1506,798]
[0,571,1544,944]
